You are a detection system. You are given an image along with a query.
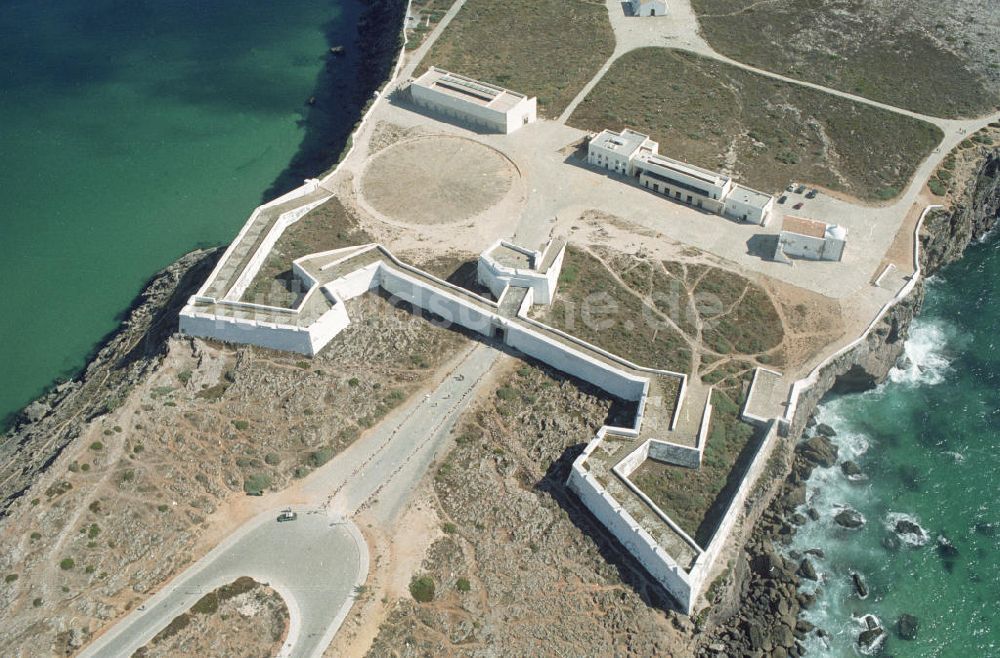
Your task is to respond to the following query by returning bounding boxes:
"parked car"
[277,509,298,522]
[778,195,788,204]
[792,202,804,210]
[806,188,818,199]
[795,184,807,194]
[786,183,796,192]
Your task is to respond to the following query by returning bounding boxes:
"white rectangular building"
[637,153,731,214]
[587,128,658,175]
[774,216,848,262]
[587,127,774,225]
[631,0,667,16]
[409,67,537,134]
[723,184,775,226]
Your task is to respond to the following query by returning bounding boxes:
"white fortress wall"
[225,197,330,302]
[648,440,702,469]
[193,206,265,299]
[306,297,352,355]
[326,262,382,300]
[689,421,780,599]
[503,323,647,401]
[178,312,315,355]
[540,243,567,304]
[378,266,496,336]
[568,450,696,612]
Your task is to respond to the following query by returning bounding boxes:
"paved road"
[80,344,500,657]
[78,508,365,658]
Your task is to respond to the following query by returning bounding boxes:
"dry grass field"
[416,0,614,117]
[692,0,999,118]
[569,48,944,200]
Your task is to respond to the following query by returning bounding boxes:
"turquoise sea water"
[0,0,365,429]
[791,233,999,656]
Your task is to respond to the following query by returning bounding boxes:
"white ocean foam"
[884,512,930,547]
[888,320,953,386]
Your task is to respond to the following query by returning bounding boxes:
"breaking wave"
[888,320,952,386]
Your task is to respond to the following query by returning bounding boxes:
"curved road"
[78,508,366,658]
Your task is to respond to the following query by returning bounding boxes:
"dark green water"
[791,233,999,656]
[0,0,367,429]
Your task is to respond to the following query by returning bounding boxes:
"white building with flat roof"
[409,67,537,134]
[588,128,774,225]
[631,0,667,16]
[773,216,848,262]
[587,128,658,176]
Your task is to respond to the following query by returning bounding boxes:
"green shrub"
[59,558,75,571]
[177,369,192,384]
[89,441,103,451]
[231,420,250,431]
[310,448,334,468]
[442,522,457,534]
[495,386,517,402]
[456,577,471,592]
[347,377,360,388]
[191,592,219,615]
[928,179,947,196]
[30,532,41,541]
[243,473,272,495]
[264,452,281,466]
[157,504,169,513]
[409,575,435,603]
[296,361,310,370]
[87,524,100,539]
[4,574,18,583]
[32,598,42,608]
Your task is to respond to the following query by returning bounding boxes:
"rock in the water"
[804,547,825,559]
[835,508,865,529]
[815,423,837,437]
[897,613,919,640]
[937,534,959,571]
[973,521,997,536]
[798,558,818,581]
[882,534,901,551]
[841,460,864,478]
[797,435,839,467]
[857,626,885,655]
[806,507,820,521]
[852,572,869,599]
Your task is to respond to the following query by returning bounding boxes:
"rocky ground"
[694,146,1000,657]
[365,360,697,657]
[134,576,287,658]
[0,287,466,655]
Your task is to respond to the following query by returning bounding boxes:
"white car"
[277,509,297,523]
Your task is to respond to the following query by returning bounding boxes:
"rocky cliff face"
[697,147,1000,657]
[0,248,221,518]
[789,148,1000,436]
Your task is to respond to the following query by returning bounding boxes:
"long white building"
[409,67,537,134]
[588,128,774,225]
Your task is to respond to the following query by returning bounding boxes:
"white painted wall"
[379,266,496,336]
[568,462,695,612]
[410,84,535,135]
[504,324,647,401]
[179,312,317,355]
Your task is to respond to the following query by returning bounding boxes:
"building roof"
[781,215,828,239]
[590,128,657,158]
[413,67,531,113]
[639,152,730,188]
[728,184,774,209]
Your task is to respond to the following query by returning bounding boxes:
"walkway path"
[79,508,365,658]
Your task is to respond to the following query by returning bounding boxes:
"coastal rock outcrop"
[697,146,1000,658]
[897,613,919,640]
[834,508,865,529]
[0,248,221,516]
